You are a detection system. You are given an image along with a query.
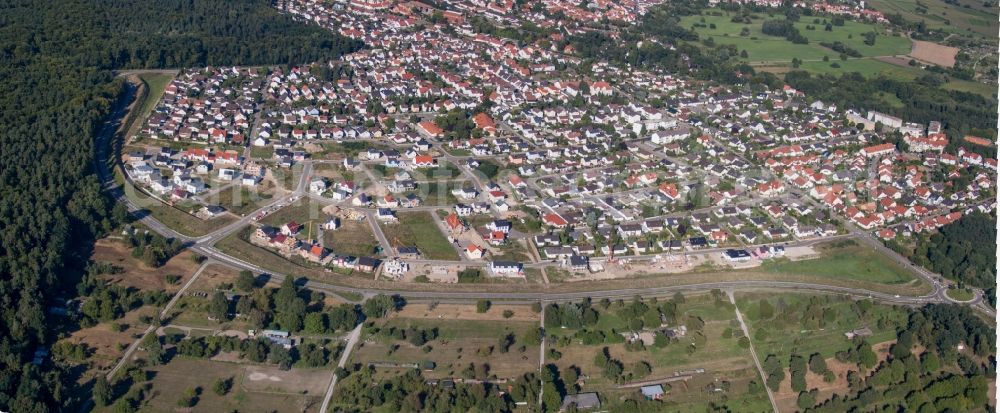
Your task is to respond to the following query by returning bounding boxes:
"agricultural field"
[380,211,460,260]
[681,10,911,64]
[350,306,541,380]
[867,0,999,39]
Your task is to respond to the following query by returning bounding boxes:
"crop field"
[867,0,998,39]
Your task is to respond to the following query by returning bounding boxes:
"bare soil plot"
[91,238,201,294]
[191,264,243,290]
[240,365,331,395]
[909,40,959,67]
[394,303,540,322]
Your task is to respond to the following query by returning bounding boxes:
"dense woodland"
[908,213,997,304]
[0,1,360,411]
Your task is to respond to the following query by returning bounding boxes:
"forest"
[909,213,997,303]
[0,1,360,411]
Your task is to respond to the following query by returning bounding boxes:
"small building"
[561,392,601,411]
[640,384,665,400]
[723,249,752,263]
[845,327,873,340]
[489,261,523,276]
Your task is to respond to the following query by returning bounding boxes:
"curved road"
[96,78,991,315]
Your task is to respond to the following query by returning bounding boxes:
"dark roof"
[561,392,601,410]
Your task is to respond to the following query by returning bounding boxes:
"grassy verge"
[756,241,918,285]
[946,288,975,302]
[124,185,234,237]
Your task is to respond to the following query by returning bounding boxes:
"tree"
[144,335,165,365]
[208,291,230,321]
[303,312,327,334]
[93,376,113,406]
[797,390,817,410]
[633,361,652,378]
[236,270,256,291]
[789,354,807,392]
[476,299,491,313]
[268,343,293,370]
[363,294,400,318]
[212,377,232,396]
[177,387,199,407]
[808,353,828,374]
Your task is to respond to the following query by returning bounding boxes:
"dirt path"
[318,323,363,413]
[729,290,780,413]
[105,261,211,380]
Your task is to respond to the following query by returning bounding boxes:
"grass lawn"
[795,57,925,78]
[380,212,459,260]
[407,181,460,206]
[946,287,976,302]
[757,241,918,285]
[260,198,328,229]
[682,10,911,64]
[214,182,276,216]
[942,78,998,98]
[118,357,326,413]
[323,218,381,258]
[412,161,461,180]
[123,72,174,138]
[351,317,539,379]
[135,73,173,121]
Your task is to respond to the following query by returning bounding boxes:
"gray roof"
[561,392,600,410]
